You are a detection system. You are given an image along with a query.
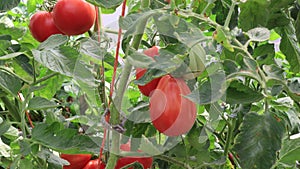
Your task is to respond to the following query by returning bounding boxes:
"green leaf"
[247,27,270,42]
[213,26,234,52]
[37,148,69,166]
[253,44,275,66]
[32,45,96,86]
[0,138,10,157]
[0,0,20,12]
[239,0,293,31]
[226,81,264,104]
[27,97,58,110]
[127,48,155,68]
[26,0,39,13]
[279,23,300,73]
[0,23,26,40]
[32,123,100,154]
[278,137,300,167]
[37,34,68,50]
[239,0,270,31]
[187,71,227,105]
[0,69,22,97]
[0,118,10,136]
[233,112,285,169]
[0,52,23,60]
[86,0,123,9]
[79,38,107,63]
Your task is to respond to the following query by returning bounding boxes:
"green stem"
[224,0,236,28]
[155,155,192,169]
[224,119,234,157]
[177,10,220,28]
[105,1,149,169]
[1,96,21,123]
[31,72,59,85]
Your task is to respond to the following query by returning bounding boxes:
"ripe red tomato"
[149,75,196,136]
[61,154,92,169]
[52,0,96,35]
[136,46,162,96]
[29,11,63,42]
[115,142,153,169]
[82,159,105,169]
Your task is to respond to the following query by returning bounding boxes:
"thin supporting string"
[109,0,127,100]
[18,92,34,129]
[97,1,127,168]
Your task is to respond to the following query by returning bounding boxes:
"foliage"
[0,0,300,169]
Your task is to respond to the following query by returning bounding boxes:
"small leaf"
[280,23,300,73]
[187,71,227,105]
[38,34,68,50]
[32,123,100,154]
[27,97,58,110]
[27,0,37,13]
[247,27,270,42]
[0,52,23,60]
[278,137,300,167]
[0,0,20,12]
[226,81,264,104]
[127,48,155,68]
[86,0,123,9]
[213,26,234,52]
[0,69,22,97]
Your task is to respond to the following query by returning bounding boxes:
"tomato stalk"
[155,155,192,169]
[105,0,150,168]
[224,0,237,28]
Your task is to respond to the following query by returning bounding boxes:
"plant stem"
[177,10,220,28]
[155,155,192,169]
[31,72,59,85]
[224,0,236,28]
[105,1,149,169]
[224,119,233,157]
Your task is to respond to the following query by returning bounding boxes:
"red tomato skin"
[149,75,197,136]
[82,159,105,169]
[136,46,161,97]
[114,142,153,169]
[61,154,92,169]
[29,11,63,42]
[52,0,96,35]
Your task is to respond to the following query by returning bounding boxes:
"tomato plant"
[61,154,92,169]
[149,74,197,136]
[1,0,300,169]
[52,0,96,35]
[29,11,63,42]
[135,46,161,96]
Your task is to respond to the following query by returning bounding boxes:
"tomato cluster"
[136,47,197,136]
[29,0,96,42]
[62,142,152,169]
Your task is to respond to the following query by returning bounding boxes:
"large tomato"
[149,75,197,136]
[29,11,63,42]
[61,154,92,169]
[136,46,162,97]
[82,159,105,169]
[52,0,96,35]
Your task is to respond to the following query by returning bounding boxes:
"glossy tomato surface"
[82,159,105,169]
[136,46,161,97]
[149,75,196,136]
[61,154,92,169]
[52,0,96,35]
[29,11,63,42]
